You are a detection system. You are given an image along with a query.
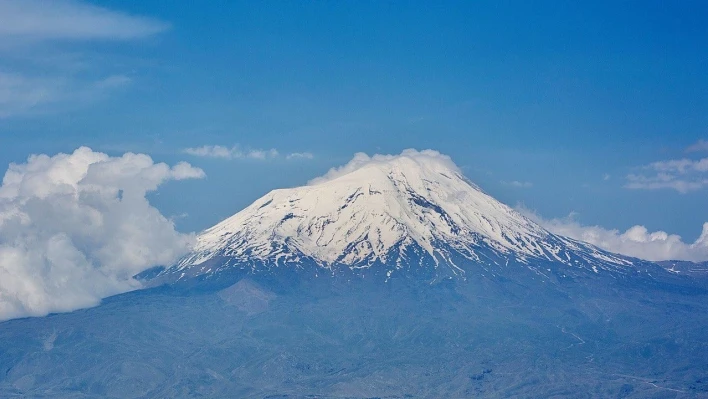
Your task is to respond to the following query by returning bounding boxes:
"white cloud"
[625,157,708,193]
[501,180,533,188]
[686,139,708,153]
[0,147,204,322]
[183,145,233,158]
[171,161,208,179]
[0,1,167,118]
[308,149,459,185]
[519,206,708,262]
[647,158,708,173]
[0,71,132,117]
[93,74,132,89]
[183,145,301,161]
[0,0,169,42]
[286,152,314,160]
[625,173,708,193]
[603,174,611,181]
[248,149,279,160]
[0,71,60,117]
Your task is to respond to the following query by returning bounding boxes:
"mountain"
[164,150,645,284]
[3,151,708,398]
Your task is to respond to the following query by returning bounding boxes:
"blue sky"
[1,0,707,243]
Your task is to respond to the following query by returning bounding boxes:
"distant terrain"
[1,271,707,398]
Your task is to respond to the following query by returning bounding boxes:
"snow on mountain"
[169,150,633,279]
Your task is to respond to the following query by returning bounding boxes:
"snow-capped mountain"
[165,150,642,281]
[8,151,708,398]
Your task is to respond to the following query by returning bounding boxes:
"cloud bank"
[0,147,204,322]
[520,207,708,262]
[308,149,459,185]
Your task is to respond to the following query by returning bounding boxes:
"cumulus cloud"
[501,180,533,188]
[0,147,204,322]
[519,207,708,262]
[625,157,708,193]
[686,139,708,153]
[308,149,459,185]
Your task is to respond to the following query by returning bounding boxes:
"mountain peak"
[171,150,632,279]
[307,149,461,186]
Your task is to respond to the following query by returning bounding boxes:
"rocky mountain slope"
[165,151,645,283]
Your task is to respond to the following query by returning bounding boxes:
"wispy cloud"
[518,206,708,262]
[647,158,708,173]
[183,145,279,160]
[248,149,280,160]
[686,139,708,153]
[0,72,59,117]
[625,157,708,193]
[286,152,314,160]
[183,145,315,161]
[501,180,533,188]
[625,173,708,193]
[94,74,132,89]
[0,0,168,118]
[0,72,132,117]
[0,0,169,42]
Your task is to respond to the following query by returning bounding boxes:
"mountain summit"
[167,150,637,281]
